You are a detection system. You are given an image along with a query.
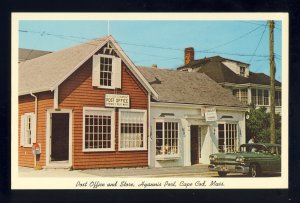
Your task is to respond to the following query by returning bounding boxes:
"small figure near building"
[248,135,256,144]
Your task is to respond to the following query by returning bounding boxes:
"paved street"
[18,165,280,178]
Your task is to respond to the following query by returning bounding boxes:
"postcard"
[11,12,288,189]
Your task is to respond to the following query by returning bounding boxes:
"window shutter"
[31,113,37,144]
[20,115,25,146]
[113,57,122,89]
[92,55,100,87]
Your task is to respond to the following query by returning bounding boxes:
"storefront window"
[119,110,147,150]
[83,107,114,151]
[156,121,179,156]
[218,123,238,153]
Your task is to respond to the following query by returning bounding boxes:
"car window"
[266,146,280,155]
[240,145,267,153]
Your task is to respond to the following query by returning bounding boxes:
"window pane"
[218,124,225,152]
[240,89,248,104]
[218,123,237,153]
[120,111,145,149]
[84,110,112,150]
[257,89,263,105]
[251,89,257,105]
[100,57,113,87]
[264,90,269,105]
[156,121,179,156]
[275,91,281,106]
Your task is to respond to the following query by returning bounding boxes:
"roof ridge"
[138,66,208,76]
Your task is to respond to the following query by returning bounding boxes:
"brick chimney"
[152,64,158,68]
[184,47,194,65]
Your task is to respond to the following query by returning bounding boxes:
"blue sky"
[19,20,282,81]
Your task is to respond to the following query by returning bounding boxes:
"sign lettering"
[105,94,130,108]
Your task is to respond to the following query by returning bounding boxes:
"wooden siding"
[59,55,149,169]
[18,91,53,167]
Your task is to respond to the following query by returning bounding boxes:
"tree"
[246,104,281,144]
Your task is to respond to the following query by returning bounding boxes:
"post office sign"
[205,107,217,121]
[105,94,130,108]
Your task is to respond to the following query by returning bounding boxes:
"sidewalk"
[18,166,98,177]
[82,164,211,177]
[19,164,212,178]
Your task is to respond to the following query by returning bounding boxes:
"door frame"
[46,109,72,167]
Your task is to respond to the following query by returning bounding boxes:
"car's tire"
[218,171,228,177]
[248,164,261,177]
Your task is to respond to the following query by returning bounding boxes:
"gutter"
[30,92,38,168]
[148,93,151,167]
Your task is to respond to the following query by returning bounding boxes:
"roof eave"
[108,36,159,99]
[19,88,53,96]
[151,101,248,111]
[50,36,109,93]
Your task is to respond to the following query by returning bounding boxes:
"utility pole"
[269,20,276,144]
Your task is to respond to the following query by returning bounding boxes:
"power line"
[43,31,184,61]
[19,28,273,61]
[134,57,183,64]
[19,29,183,64]
[20,31,46,66]
[238,21,281,31]
[248,23,268,64]
[238,21,266,26]
[19,29,92,41]
[203,24,264,51]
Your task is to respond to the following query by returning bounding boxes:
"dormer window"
[92,54,122,89]
[240,66,246,77]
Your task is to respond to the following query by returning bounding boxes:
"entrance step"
[45,161,70,169]
[44,165,70,169]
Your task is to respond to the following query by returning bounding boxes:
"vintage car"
[208,143,281,177]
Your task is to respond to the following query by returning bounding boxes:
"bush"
[246,103,281,144]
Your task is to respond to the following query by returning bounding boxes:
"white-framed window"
[100,56,113,87]
[275,90,281,106]
[20,113,36,147]
[118,109,147,151]
[155,119,180,158]
[92,54,122,89]
[240,66,246,77]
[218,123,238,153]
[233,88,248,104]
[251,88,269,106]
[83,107,115,152]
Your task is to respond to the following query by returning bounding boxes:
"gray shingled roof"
[19,48,52,62]
[138,67,246,107]
[177,56,281,86]
[19,36,109,95]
